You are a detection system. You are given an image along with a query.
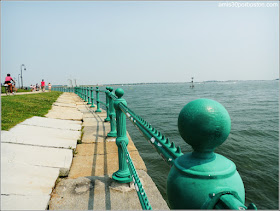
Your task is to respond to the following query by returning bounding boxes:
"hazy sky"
[1,1,279,86]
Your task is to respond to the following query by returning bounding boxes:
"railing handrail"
[119,102,183,165]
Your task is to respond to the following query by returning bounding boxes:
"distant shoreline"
[52,79,278,87]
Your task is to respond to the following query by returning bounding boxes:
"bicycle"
[4,82,16,96]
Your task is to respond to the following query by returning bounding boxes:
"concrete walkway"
[49,96,169,210]
[1,92,169,210]
[1,93,83,210]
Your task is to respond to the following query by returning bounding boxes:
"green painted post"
[112,88,132,183]
[107,87,117,137]
[95,86,101,112]
[90,87,95,108]
[83,87,86,101]
[87,87,91,105]
[167,98,255,210]
[83,87,86,100]
[104,86,110,122]
[85,87,88,103]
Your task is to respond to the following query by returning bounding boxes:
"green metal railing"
[53,85,257,210]
[119,102,183,166]
[121,141,152,210]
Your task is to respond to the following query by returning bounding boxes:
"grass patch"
[1,91,62,130]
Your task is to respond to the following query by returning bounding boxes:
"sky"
[1,1,279,86]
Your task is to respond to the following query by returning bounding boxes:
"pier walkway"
[1,92,168,210]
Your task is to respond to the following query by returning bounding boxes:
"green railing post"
[104,86,110,122]
[83,87,86,101]
[90,87,95,108]
[167,98,256,210]
[107,87,117,137]
[85,87,88,103]
[112,88,132,183]
[95,86,101,112]
[87,87,91,105]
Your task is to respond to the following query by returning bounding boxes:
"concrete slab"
[96,112,108,118]
[82,125,110,138]
[3,125,80,149]
[83,113,95,118]
[1,161,59,195]
[53,102,77,108]
[46,107,83,120]
[1,131,78,149]
[19,116,82,131]
[1,194,51,210]
[76,102,88,105]
[9,124,81,140]
[76,140,137,156]
[68,150,146,179]
[76,105,95,113]
[1,143,73,176]
[82,118,108,127]
[49,170,169,210]
[109,170,169,210]
[82,136,106,143]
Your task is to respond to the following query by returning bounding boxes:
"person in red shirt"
[41,79,45,92]
[4,73,16,94]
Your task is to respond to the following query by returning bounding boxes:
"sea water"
[105,80,278,209]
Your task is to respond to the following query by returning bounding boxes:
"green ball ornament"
[115,88,124,98]
[178,98,231,153]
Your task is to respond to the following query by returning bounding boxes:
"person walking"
[48,82,52,92]
[41,79,45,92]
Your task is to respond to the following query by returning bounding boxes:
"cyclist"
[4,73,16,94]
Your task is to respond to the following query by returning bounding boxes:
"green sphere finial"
[178,98,231,153]
[115,88,124,98]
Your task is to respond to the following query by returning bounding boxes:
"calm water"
[106,80,278,209]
